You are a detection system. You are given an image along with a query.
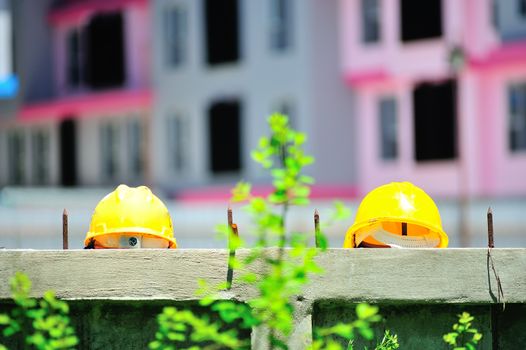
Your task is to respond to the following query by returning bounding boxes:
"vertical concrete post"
[287,298,313,349]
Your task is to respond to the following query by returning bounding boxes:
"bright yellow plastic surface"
[343,182,448,248]
[85,184,177,248]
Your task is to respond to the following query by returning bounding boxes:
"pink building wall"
[340,0,526,198]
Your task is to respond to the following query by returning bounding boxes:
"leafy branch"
[443,312,482,350]
[0,272,78,350]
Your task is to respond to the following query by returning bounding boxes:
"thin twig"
[226,205,237,290]
[487,206,505,312]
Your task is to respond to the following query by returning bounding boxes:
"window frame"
[269,0,293,52]
[378,96,398,161]
[31,128,50,185]
[361,0,381,44]
[7,129,25,185]
[509,82,526,153]
[163,5,188,68]
[167,113,188,174]
[127,118,144,178]
[99,121,121,181]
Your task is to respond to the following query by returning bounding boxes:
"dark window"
[204,0,239,65]
[270,0,292,51]
[208,101,241,173]
[60,119,77,187]
[379,97,398,160]
[509,83,526,152]
[413,80,456,161]
[361,0,380,43]
[400,0,442,42]
[66,30,81,88]
[85,12,125,89]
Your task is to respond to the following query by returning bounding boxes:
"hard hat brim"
[343,217,448,248]
[85,227,177,249]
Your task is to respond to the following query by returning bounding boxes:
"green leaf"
[0,314,10,325]
[356,303,379,320]
[232,181,252,202]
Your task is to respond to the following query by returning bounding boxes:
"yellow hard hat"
[85,184,177,249]
[343,182,448,248]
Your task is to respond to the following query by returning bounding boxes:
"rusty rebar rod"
[487,207,494,248]
[314,209,320,248]
[62,209,69,250]
[227,205,233,229]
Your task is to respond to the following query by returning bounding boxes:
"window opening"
[400,0,442,42]
[164,6,187,67]
[270,0,292,51]
[127,119,143,177]
[60,119,77,186]
[66,29,81,88]
[100,122,120,180]
[7,130,24,185]
[361,0,380,43]
[167,115,188,172]
[85,12,125,89]
[208,101,241,173]
[413,80,456,161]
[204,0,239,65]
[509,83,526,152]
[379,97,398,160]
[32,129,50,185]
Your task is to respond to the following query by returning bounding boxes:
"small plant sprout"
[443,312,483,350]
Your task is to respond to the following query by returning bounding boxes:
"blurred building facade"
[342,0,526,198]
[0,0,152,188]
[0,0,525,199]
[0,0,356,194]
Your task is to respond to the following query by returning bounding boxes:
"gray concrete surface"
[0,249,524,349]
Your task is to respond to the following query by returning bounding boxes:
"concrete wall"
[0,249,524,349]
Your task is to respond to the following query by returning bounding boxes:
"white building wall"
[307,0,356,185]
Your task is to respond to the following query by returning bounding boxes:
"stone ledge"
[0,248,523,304]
